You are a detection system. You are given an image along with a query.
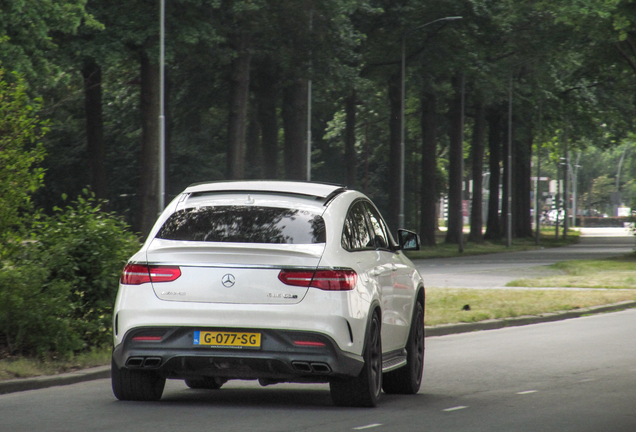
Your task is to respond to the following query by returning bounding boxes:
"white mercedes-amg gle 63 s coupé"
[111,181,425,407]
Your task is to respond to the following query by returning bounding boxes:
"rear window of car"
[156,206,326,244]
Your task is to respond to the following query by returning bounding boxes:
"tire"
[382,301,424,395]
[111,358,166,401]
[330,312,382,407]
[185,377,225,390]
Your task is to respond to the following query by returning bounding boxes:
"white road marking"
[443,406,468,412]
[517,390,538,395]
[353,424,383,430]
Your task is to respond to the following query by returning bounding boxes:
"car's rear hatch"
[143,190,336,305]
[146,240,324,305]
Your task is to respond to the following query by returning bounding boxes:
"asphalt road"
[414,227,635,289]
[2,308,635,432]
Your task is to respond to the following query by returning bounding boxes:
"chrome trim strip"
[135,262,353,271]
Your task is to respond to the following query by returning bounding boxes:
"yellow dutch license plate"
[193,331,261,348]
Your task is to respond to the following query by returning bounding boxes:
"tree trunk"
[387,76,401,234]
[246,105,262,179]
[468,100,486,243]
[513,129,533,237]
[138,50,160,237]
[255,59,279,179]
[226,31,251,180]
[82,58,106,200]
[419,92,437,246]
[344,92,357,188]
[445,77,463,244]
[282,79,308,180]
[484,108,502,240]
[501,114,510,239]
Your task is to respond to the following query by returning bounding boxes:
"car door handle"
[390,264,398,271]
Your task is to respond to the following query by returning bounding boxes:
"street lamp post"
[307,9,314,181]
[570,152,581,227]
[159,0,166,214]
[399,16,462,230]
[614,145,630,215]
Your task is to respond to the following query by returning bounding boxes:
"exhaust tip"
[310,363,331,373]
[292,361,331,374]
[143,357,163,368]
[126,357,144,367]
[125,356,163,368]
[291,361,312,373]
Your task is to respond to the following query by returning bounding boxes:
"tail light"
[293,340,326,347]
[132,330,167,342]
[121,264,181,285]
[277,270,314,287]
[278,269,357,291]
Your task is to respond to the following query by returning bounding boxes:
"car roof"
[184,180,347,201]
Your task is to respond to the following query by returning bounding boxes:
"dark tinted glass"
[364,202,390,249]
[341,202,373,251]
[157,206,326,244]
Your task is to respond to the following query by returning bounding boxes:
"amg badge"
[267,293,298,299]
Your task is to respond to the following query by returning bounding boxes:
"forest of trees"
[2,0,636,244]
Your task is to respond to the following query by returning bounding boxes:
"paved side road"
[415,227,635,289]
[2,228,634,396]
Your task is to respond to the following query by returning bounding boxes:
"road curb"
[0,365,110,395]
[425,300,636,337]
[2,301,635,396]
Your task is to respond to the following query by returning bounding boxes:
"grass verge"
[0,346,111,381]
[405,228,579,260]
[425,287,636,327]
[508,254,636,289]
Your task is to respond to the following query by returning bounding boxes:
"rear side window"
[364,202,390,250]
[341,202,373,251]
[156,206,326,244]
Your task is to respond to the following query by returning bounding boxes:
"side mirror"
[397,229,420,251]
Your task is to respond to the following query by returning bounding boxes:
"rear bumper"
[112,326,364,382]
[113,285,370,356]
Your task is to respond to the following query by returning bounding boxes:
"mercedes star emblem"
[221,274,236,288]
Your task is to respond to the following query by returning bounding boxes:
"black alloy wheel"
[111,358,166,401]
[330,312,382,407]
[382,301,425,394]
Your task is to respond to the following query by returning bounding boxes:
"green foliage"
[0,0,99,82]
[0,192,140,358]
[0,248,80,357]
[0,69,47,251]
[33,191,141,348]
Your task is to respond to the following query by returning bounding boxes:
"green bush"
[0,192,141,357]
[0,247,82,357]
